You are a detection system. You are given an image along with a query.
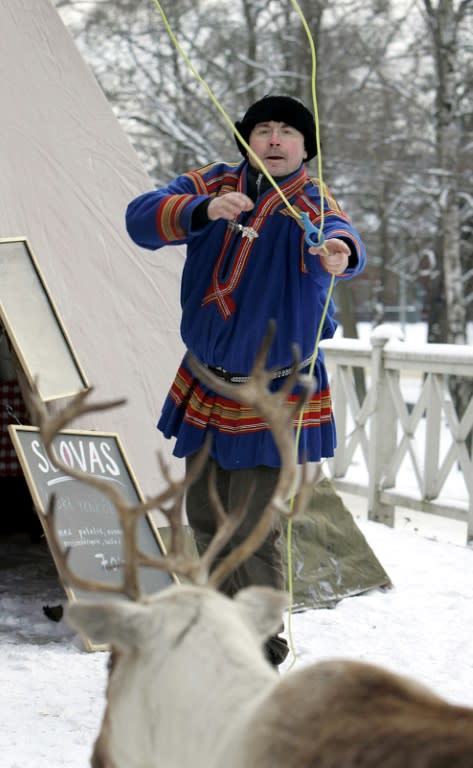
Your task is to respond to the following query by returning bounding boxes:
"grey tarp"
[159,479,391,611]
[279,478,392,611]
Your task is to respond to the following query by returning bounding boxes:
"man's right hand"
[207,193,254,221]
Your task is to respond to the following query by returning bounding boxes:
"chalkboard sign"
[9,425,175,651]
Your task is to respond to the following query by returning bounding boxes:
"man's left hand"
[308,237,350,275]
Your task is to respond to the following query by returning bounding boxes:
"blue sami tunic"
[126,160,366,469]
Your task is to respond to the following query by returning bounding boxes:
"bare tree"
[421,0,473,429]
[54,0,473,338]
[422,0,472,341]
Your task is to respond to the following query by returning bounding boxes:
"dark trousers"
[185,455,284,594]
[185,455,289,666]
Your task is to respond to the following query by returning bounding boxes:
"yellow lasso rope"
[150,0,336,665]
[283,0,336,669]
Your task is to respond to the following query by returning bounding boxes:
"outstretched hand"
[207,195,350,276]
[207,192,254,221]
[309,237,350,275]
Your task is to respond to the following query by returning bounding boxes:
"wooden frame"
[0,237,89,401]
[9,425,175,651]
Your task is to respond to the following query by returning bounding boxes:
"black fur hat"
[234,94,317,161]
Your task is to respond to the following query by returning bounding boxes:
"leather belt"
[206,355,313,385]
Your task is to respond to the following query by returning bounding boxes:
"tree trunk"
[424,0,473,436]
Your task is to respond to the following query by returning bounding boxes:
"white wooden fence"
[321,325,473,544]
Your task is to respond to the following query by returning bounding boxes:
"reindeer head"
[67,584,289,768]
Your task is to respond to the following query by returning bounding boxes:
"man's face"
[248,120,307,176]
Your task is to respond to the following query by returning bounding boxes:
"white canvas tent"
[0,0,185,497]
[0,0,391,608]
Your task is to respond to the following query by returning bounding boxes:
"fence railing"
[321,325,473,544]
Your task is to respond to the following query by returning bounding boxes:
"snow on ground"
[2,509,473,767]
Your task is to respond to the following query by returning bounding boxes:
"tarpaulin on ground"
[158,478,391,610]
[279,478,391,611]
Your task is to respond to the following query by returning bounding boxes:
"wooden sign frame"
[9,424,176,651]
[0,236,89,401]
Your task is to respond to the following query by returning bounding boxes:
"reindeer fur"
[67,584,473,768]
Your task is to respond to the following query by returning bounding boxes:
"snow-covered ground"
[2,509,473,767]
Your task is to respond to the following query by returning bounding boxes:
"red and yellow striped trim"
[185,165,241,197]
[168,364,332,434]
[156,194,195,241]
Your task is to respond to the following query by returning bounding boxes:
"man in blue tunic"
[126,94,366,665]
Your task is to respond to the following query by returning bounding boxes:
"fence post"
[367,327,397,526]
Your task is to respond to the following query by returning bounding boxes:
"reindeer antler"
[29,322,316,597]
[187,322,315,587]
